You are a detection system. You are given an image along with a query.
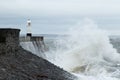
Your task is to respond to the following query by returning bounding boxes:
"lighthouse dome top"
[27,19,31,23]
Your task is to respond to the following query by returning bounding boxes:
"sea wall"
[20,36,44,42]
[0,28,20,54]
[0,28,77,80]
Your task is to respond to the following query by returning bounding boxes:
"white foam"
[44,18,120,80]
[21,18,120,80]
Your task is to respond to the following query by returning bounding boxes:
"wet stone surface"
[0,28,77,80]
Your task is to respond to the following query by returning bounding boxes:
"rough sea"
[21,19,120,80]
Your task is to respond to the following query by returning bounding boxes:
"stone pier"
[0,28,77,80]
[0,28,20,54]
[20,35,44,42]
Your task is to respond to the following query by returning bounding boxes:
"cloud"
[0,0,120,17]
[0,0,120,35]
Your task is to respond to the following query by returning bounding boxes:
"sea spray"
[20,18,120,80]
[44,18,120,80]
[20,41,45,57]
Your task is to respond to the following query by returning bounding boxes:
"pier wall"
[0,28,20,54]
[0,28,76,80]
[20,36,44,42]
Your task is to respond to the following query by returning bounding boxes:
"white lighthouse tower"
[26,19,32,37]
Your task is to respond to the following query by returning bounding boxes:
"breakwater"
[0,28,77,80]
[20,35,47,56]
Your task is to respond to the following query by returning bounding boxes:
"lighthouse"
[26,19,32,37]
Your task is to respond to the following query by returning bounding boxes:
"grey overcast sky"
[0,0,120,35]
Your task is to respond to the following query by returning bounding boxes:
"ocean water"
[21,19,120,80]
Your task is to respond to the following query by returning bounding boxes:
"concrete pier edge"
[0,28,77,80]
